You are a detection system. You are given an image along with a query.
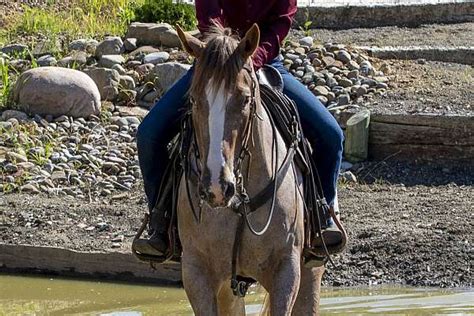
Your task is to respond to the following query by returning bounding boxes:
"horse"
[176,24,325,315]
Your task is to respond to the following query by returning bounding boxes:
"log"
[369,114,474,162]
[344,109,371,162]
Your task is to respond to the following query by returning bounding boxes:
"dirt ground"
[293,23,474,48]
[1,161,472,288]
[365,59,473,115]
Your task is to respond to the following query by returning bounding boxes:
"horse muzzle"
[199,179,236,208]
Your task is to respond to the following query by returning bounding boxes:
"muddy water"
[0,275,472,315]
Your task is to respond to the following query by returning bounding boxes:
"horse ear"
[238,23,260,60]
[176,25,205,58]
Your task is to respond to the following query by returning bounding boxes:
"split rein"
[181,65,300,297]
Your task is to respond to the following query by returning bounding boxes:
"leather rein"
[182,64,300,297]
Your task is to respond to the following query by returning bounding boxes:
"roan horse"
[176,24,325,315]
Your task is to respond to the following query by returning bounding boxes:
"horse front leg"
[263,254,301,316]
[292,265,325,316]
[181,255,219,316]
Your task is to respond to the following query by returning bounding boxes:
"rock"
[299,36,313,47]
[13,67,101,118]
[83,67,120,101]
[6,152,28,163]
[58,51,87,68]
[119,75,135,90]
[17,162,35,170]
[143,52,170,64]
[151,62,191,93]
[126,22,174,46]
[322,56,337,67]
[1,44,28,56]
[20,184,40,194]
[347,70,359,79]
[317,96,328,105]
[116,106,148,119]
[337,94,351,105]
[123,38,137,52]
[1,110,29,121]
[379,63,392,75]
[32,39,61,57]
[95,36,124,58]
[376,82,388,89]
[111,64,127,75]
[339,78,353,88]
[347,60,360,70]
[69,39,99,52]
[99,55,125,68]
[294,47,306,55]
[37,55,57,67]
[341,170,357,183]
[336,50,351,63]
[160,29,181,48]
[0,121,13,130]
[355,85,368,97]
[51,170,67,182]
[117,89,137,104]
[136,63,155,76]
[312,58,322,67]
[4,163,18,173]
[313,86,329,97]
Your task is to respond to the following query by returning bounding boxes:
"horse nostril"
[223,182,236,200]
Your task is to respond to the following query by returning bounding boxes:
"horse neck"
[245,98,287,195]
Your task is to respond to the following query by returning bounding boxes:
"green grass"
[0,0,144,48]
[0,58,12,109]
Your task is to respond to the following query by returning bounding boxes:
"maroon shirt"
[195,0,297,69]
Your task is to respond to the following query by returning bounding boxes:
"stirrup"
[131,214,168,264]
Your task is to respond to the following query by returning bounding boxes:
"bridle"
[182,62,301,297]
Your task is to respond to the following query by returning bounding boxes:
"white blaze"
[205,82,230,197]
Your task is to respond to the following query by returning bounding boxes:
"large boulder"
[151,62,191,93]
[83,67,120,101]
[126,22,186,48]
[12,67,100,118]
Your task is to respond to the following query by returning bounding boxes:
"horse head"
[177,23,260,208]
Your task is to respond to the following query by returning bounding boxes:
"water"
[0,275,472,315]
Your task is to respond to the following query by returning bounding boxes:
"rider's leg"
[135,67,194,255]
[270,60,344,248]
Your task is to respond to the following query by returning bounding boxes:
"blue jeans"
[137,60,343,211]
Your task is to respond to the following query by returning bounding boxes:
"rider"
[134,0,345,257]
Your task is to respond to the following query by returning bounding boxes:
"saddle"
[133,67,333,266]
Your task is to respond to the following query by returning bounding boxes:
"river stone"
[99,55,125,68]
[20,183,40,194]
[13,67,101,118]
[58,51,87,68]
[123,38,137,52]
[126,22,173,46]
[37,55,57,67]
[143,52,170,64]
[119,75,136,90]
[299,36,313,47]
[69,39,99,52]
[1,109,29,121]
[6,152,28,163]
[95,36,124,58]
[1,44,28,56]
[336,50,352,63]
[83,67,120,101]
[111,64,127,75]
[337,94,351,105]
[313,86,329,97]
[151,62,191,93]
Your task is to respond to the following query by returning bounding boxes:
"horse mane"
[190,24,244,96]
